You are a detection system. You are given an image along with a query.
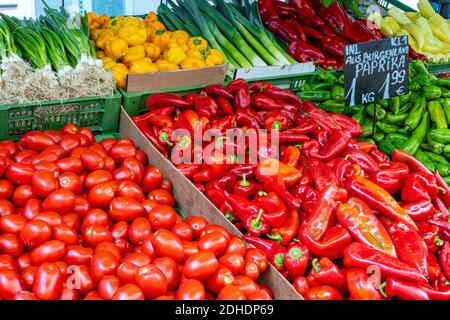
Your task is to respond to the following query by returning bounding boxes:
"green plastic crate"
[95,132,122,142]
[375,0,416,11]
[0,92,122,141]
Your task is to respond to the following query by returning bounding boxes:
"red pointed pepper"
[402,200,434,221]
[308,257,346,291]
[131,106,175,123]
[243,236,286,272]
[286,18,307,42]
[345,268,382,300]
[224,190,260,222]
[267,208,299,245]
[192,164,228,183]
[309,160,337,191]
[255,192,287,227]
[235,88,251,110]
[215,96,234,115]
[233,174,261,199]
[386,277,450,300]
[337,197,396,257]
[136,121,168,157]
[266,17,298,43]
[344,150,380,174]
[434,171,450,208]
[244,209,270,237]
[368,162,409,195]
[310,130,352,162]
[282,146,301,168]
[284,243,309,279]
[345,175,417,231]
[344,242,428,283]
[263,176,301,209]
[391,148,432,175]
[439,241,450,280]
[291,117,317,134]
[299,225,352,260]
[387,222,429,278]
[202,84,234,100]
[417,222,441,254]
[146,93,191,110]
[401,173,431,203]
[291,184,317,215]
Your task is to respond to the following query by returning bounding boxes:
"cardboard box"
[119,107,302,300]
[125,63,229,92]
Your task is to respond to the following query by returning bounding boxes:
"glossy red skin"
[244,248,269,273]
[0,254,18,270]
[61,213,81,231]
[33,262,62,300]
[80,128,95,144]
[12,185,36,207]
[111,221,129,241]
[0,180,14,199]
[0,147,9,159]
[103,156,116,172]
[135,264,168,299]
[100,138,117,152]
[14,150,38,164]
[129,217,152,245]
[6,163,35,185]
[141,166,163,193]
[122,157,144,184]
[234,275,260,297]
[14,290,38,300]
[185,216,208,240]
[109,143,136,164]
[64,246,93,265]
[247,290,272,300]
[175,279,205,300]
[90,250,119,282]
[79,150,105,172]
[31,170,59,198]
[305,285,343,300]
[205,265,235,294]
[22,199,41,220]
[151,229,184,263]
[83,225,113,247]
[74,264,97,295]
[117,181,145,202]
[153,257,179,291]
[0,199,14,216]
[241,261,260,281]
[0,141,19,157]
[293,276,310,297]
[25,132,55,151]
[219,253,245,275]
[109,196,144,222]
[59,286,79,300]
[171,222,194,242]
[21,266,37,290]
[42,145,66,158]
[148,205,177,230]
[0,233,23,257]
[42,189,75,214]
[183,250,218,280]
[148,189,175,207]
[33,162,60,177]
[198,231,228,256]
[0,157,6,177]
[98,275,121,300]
[200,225,231,243]
[95,242,122,261]
[31,151,60,166]
[53,224,78,245]
[56,157,83,174]
[30,240,65,265]
[58,172,82,193]
[73,196,91,219]
[161,178,172,192]
[0,268,24,299]
[81,209,111,232]
[33,211,62,227]
[112,167,135,182]
[112,284,145,300]
[20,220,52,249]
[217,285,246,300]
[87,182,116,208]
[117,261,139,284]
[0,215,27,235]
[84,170,113,190]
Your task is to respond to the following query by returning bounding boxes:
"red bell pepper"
[305,285,342,300]
[243,236,286,272]
[337,197,396,257]
[255,192,287,227]
[345,175,417,231]
[309,257,345,291]
[344,242,428,283]
[291,184,317,215]
[401,173,431,203]
[233,174,261,199]
[387,222,429,278]
[284,242,309,278]
[299,225,352,260]
[345,268,382,300]
[368,162,409,195]
[417,222,441,254]
[402,199,434,221]
[244,209,270,237]
[310,130,352,162]
[267,208,299,245]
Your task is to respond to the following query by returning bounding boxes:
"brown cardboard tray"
[118,107,302,300]
[125,63,229,92]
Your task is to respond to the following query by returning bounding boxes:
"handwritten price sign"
[344,36,409,107]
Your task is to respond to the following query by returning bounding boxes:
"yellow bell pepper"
[98,14,110,28]
[181,57,206,69]
[88,12,101,30]
[101,57,117,70]
[96,30,116,49]
[97,50,106,59]
[167,39,189,52]
[107,16,125,30]
[204,49,224,66]
[186,49,204,60]
[148,21,166,32]
[171,30,190,44]
[90,28,103,41]
[145,12,159,24]
[129,58,159,74]
[143,43,161,62]
[118,24,147,46]
[165,47,187,65]
[122,45,146,64]
[156,60,180,71]
[104,38,128,59]
[151,30,171,52]
[188,37,208,51]
[111,63,129,89]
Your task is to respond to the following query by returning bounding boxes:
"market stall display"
[0,4,115,105]
[0,125,273,300]
[131,79,450,300]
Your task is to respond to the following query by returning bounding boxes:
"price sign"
[344,36,409,107]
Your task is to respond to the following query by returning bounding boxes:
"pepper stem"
[312,258,321,273]
[266,231,282,243]
[288,247,302,260]
[258,191,267,197]
[159,132,173,146]
[272,121,282,130]
[434,235,444,247]
[250,209,264,231]
[240,174,250,187]
[274,253,285,267]
[379,282,388,298]
[225,212,235,222]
